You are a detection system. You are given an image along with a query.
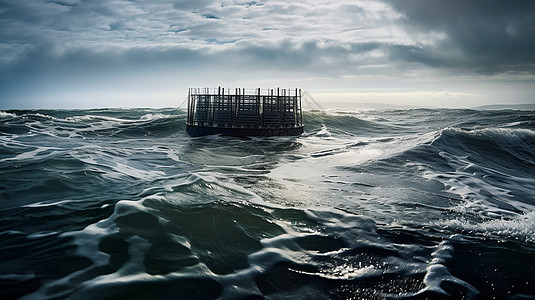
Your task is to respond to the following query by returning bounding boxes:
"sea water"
[1,108,534,299]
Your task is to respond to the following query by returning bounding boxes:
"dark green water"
[1,108,534,299]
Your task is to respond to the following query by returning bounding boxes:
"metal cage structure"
[186,87,304,137]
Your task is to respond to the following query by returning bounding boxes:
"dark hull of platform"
[186,124,304,137]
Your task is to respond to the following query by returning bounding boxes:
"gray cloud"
[0,0,395,68]
[384,0,535,74]
[3,0,534,74]
[1,0,534,108]
[172,0,215,11]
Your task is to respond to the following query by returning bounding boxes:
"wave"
[426,126,535,213]
[432,127,535,169]
[303,111,399,137]
[16,173,478,299]
[2,107,535,299]
[0,109,188,143]
[300,110,535,246]
[0,111,17,119]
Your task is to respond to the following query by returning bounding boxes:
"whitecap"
[65,114,131,123]
[0,111,16,119]
[316,263,378,280]
[140,113,169,120]
[440,211,535,244]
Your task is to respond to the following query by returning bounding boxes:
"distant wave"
[0,111,17,119]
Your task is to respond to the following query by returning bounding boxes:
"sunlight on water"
[1,108,534,299]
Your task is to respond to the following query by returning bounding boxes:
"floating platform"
[186,87,304,137]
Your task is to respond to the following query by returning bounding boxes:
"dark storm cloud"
[384,0,535,74]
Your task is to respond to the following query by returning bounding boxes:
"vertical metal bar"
[236,88,241,125]
[195,88,198,125]
[191,89,195,125]
[296,88,299,124]
[270,88,274,111]
[237,88,240,125]
[277,87,281,124]
[231,88,235,125]
[187,88,191,124]
[257,88,261,127]
[262,88,266,127]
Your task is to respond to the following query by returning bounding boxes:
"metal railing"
[187,87,303,128]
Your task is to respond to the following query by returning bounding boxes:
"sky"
[1,0,535,109]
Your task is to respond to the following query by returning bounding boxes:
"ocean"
[1,107,534,299]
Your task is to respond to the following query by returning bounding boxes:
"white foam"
[65,114,131,123]
[0,111,16,119]
[140,113,168,120]
[316,263,379,280]
[440,211,535,244]
[314,124,332,138]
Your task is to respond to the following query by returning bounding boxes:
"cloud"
[383,0,535,75]
[1,0,534,108]
[172,0,216,11]
[2,0,534,76]
[0,0,403,72]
